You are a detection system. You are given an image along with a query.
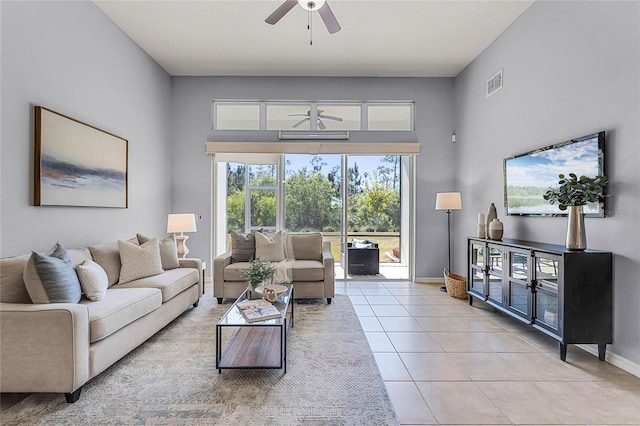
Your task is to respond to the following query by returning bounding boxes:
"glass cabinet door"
[506,249,531,319]
[534,253,561,335]
[486,245,504,304]
[469,242,486,296]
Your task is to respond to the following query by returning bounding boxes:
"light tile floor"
[335,280,640,426]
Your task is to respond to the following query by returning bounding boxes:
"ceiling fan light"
[297,0,326,11]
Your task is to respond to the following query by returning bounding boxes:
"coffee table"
[216,284,294,373]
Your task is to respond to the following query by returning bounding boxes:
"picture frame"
[34,106,128,208]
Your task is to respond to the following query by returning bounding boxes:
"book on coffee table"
[237,299,282,322]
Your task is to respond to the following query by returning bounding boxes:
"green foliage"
[227,156,402,234]
[543,173,608,210]
[285,168,340,231]
[226,189,245,231]
[241,259,275,285]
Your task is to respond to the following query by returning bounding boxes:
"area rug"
[1,294,397,425]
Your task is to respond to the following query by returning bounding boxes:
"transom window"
[213,100,414,132]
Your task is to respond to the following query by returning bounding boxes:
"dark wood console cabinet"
[467,238,612,361]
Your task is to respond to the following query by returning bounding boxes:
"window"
[367,104,413,131]
[215,103,260,130]
[212,100,414,131]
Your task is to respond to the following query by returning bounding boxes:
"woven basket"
[444,270,468,299]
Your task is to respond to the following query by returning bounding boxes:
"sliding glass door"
[215,154,412,280]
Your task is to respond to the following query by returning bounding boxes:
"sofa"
[0,234,202,403]
[214,231,334,304]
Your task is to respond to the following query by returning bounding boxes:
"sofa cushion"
[230,231,255,263]
[66,247,93,266]
[90,238,138,287]
[114,267,198,302]
[291,232,323,261]
[23,243,82,304]
[255,231,285,262]
[76,259,109,301]
[223,262,251,282]
[137,233,180,270]
[117,238,164,284]
[0,255,32,303]
[82,287,162,343]
[290,260,325,281]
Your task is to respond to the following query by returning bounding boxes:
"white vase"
[566,205,587,250]
[488,218,503,240]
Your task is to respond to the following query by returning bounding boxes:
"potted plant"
[543,173,607,250]
[242,258,276,291]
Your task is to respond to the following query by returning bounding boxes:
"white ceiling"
[94,0,533,78]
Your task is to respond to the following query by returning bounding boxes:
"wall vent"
[486,68,503,98]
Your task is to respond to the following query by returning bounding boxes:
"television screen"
[503,132,605,216]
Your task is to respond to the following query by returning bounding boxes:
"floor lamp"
[435,192,462,292]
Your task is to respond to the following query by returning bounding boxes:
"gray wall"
[170,77,457,275]
[0,1,172,256]
[454,1,640,364]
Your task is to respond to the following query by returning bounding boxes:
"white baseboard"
[577,344,640,378]
[415,277,445,284]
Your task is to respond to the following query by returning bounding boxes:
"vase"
[566,205,587,250]
[486,203,497,237]
[488,218,503,240]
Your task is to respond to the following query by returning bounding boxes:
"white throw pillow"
[76,259,109,301]
[255,231,285,262]
[137,233,180,270]
[117,238,164,284]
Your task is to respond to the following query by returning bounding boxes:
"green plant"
[543,173,607,210]
[242,258,276,286]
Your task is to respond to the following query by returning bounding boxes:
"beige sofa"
[214,232,334,304]
[0,239,202,403]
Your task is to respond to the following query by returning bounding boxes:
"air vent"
[486,68,503,98]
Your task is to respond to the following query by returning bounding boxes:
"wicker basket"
[444,270,468,299]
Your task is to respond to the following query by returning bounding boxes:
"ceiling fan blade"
[319,114,343,122]
[317,119,327,130]
[317,2,341,34]
[265,0,297,25]
[292,118,309,128]
[288,114,310,117]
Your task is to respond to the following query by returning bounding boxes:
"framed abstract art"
[34,106,128,208]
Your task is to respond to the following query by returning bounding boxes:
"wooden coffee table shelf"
[216,285,294,373]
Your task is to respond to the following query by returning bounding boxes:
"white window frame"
[212,100,415,132]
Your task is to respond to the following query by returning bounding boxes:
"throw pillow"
[89,237,137,287]
[76,259,108,301]
[292,232,323,261]
[23,242,82,304]
[137,233,180,270]
[117,238,164,284]
[230,231,256,263]
[255,231,285,262]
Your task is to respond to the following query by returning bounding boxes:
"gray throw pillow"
[23,242,82,304]
[230,231,255,263]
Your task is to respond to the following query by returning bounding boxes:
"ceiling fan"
[265,0,341,35]
[289,109,343,130]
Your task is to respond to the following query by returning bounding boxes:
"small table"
[216,285,294,373]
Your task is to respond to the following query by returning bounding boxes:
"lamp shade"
[435,192,462,210]
[167,213,197,233]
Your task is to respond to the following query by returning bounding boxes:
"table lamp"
[167,213,197,258]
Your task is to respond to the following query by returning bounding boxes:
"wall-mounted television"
[503,131,605,217]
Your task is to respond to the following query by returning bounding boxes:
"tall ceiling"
[94,0,533,78]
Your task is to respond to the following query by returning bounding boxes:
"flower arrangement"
[543,173,607,210]
[242,258,276,289]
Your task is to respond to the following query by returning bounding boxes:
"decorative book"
[237,299,282,322]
